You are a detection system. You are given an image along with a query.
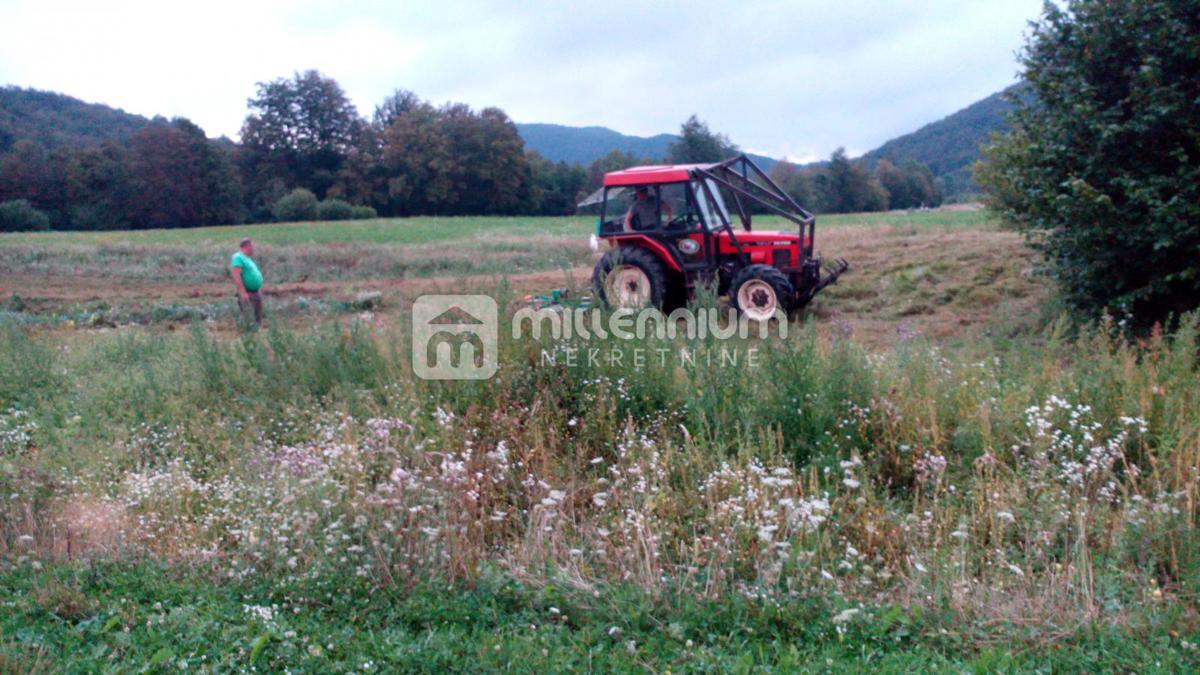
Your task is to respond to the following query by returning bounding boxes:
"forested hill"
[0,76,1018,230]
[1,84,1010,197]
[515,123,676,164]
[861,83,1029,198]
[0,87,151,152]
[516,122,778,170]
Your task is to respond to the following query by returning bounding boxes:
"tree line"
[769,150,940,213]
[0,72,939,232]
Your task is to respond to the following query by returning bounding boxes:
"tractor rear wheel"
[593,246,669,310]
[730,265,794,320]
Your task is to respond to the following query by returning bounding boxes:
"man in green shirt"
[230,238,264,327]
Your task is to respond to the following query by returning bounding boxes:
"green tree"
[767,160,817,209]
[0,107,12,152]
[584,150,642,192]
[63,142,134,230]
[526,151,588,215]
[877,159,941,209]
[0,199,50,231]
[377,99,453,215]
[977,0,1200,325]
[373,89,421,128]
[0,140,51,204]
[875,160,908,209]
[240,70,362,199]
[317,198,354,221]
[370,98,531,216]
[819,148,888,213]
[667,115,738,164]
[273,188,319,222]
[126,119,242,228]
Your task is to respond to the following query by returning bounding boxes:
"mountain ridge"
[0,86,152,152]
[1,84,1021,200]
[515,122,779,170]
[861,83,1028,197]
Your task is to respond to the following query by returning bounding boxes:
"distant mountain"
[516,122,778,170]
[2,84,1016,201]
[0,86,151,153]
[861,83,1029,199]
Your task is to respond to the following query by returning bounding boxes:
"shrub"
[351,205,377,220]
[0,200,51,232]
[272,188,319,222]
[316,199,354,221]
[978,0,1200,326]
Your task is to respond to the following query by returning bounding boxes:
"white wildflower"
[832,608,860,624]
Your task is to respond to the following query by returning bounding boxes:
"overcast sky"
[0,0,1045,162]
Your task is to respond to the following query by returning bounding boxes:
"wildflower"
[996,511,1015,523]
[486,441,509,463]
[433,407,454,427]
[243,604,276,626]
[832,608,860,624]
[842,478,860,489]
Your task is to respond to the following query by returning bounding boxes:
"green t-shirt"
[231,251,263,292]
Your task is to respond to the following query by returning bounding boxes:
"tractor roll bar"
[694,154,818,261]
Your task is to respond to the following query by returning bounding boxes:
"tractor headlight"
[677,238,700,255]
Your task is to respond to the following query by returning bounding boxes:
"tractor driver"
[624,186,673,231]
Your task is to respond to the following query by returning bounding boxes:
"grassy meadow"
[2,208,1199,671]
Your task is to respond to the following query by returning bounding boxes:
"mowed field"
[3,209,1199,672]
[0,207,1040,346]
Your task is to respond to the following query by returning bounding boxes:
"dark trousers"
[238,290,263,327]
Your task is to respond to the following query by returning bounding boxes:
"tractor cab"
[586,155,847,318]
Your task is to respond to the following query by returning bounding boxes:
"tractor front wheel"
[593,246,669,310]
[730,265,794,321]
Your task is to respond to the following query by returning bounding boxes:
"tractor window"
[659,183,696,232]
[622,185,683,232]
[693,178,732,231]
[625,186,659,231]
[593,183,701,234]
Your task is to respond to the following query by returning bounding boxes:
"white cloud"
[0,0,1043,158]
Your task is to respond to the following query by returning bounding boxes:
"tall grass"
[1,308,1197,646]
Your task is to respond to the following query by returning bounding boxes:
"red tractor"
[590,154,848,319]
